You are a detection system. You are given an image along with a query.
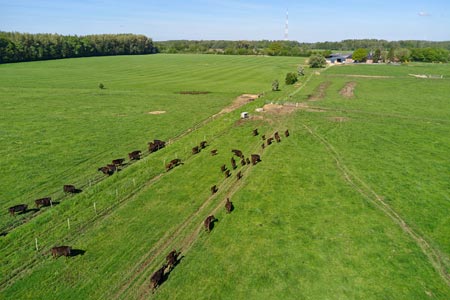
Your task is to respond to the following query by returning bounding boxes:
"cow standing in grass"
[9,204,27,216]
[35,197,51,208]
[150,264,167,292]
[204,215,217,232]
[51,246,71,258]
[225,198,233,213]
[166,250,180,272]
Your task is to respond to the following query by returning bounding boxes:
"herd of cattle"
[7,126,289,293]
[148,128,289,292]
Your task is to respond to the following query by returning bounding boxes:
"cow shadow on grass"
[163,255,185,283]
[24,208,39,214]
[208,219,218,232]
[70,249,86,257]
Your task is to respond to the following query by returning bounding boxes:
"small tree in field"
[272,80,280,91]
[98,83,105,89]
[308,54,326,68]
[285,72,298,85]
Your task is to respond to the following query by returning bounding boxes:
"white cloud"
[418,11,431,17]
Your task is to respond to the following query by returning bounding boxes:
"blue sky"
[1,0,449,42]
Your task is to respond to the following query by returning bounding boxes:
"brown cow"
[231,157,237,169]
[231,149,244,158]
[200,141,208,149]
[192,146,200,155]
[166,158,182,172]
[251,154,261,165]
[274,131,281,143]
[284,129,290,137]
[9,204,27,216]
[246,157,251,165]
[35,197,51,208]
[63,185,78,194]
[166,250,180,271]
[112,158,125,166]
[236,171,243,180]
[261,143,265,150]
[252,129,259,136]
[98,164,116,176]
[267,137,274,145]
[225,198,233,213]
[211,185,218,195]
[204,215,217,232]
[51,246,71,258]
[211,149,218,156]
[224,170,231,178]
[148,140,166,153]
[261,135,266,140]
[241,158,246,166]
[150,264,167,292]
[128,150,141,160]
[220,164,227,173]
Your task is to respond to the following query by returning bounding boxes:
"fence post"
[35,238,39,251]
[67,218,70,230]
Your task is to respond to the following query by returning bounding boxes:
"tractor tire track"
[303,124,450,286]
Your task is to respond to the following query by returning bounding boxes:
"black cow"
[204,215,217,232]
[211,185,218,195]
[246,157,251,165]
[236,171,243,180]
[231,149,244,158]
[224,170,231,178]
[211,149,218,156]
[51,246,71,258]
[166,250,180,271]
[225,198,233,213]
[252,129,259,136]
[220,164,227,173]
[261,135,266,140]
[149,140,166,153]
[150,264,167,292]
[241,158,246,166]
[284,129,290,137]
[192,146,200,155]
[251,154,261,165]
[267,137,274,145]
[261,143,265,150]
[128,150,141,161]
[9,204,27,216]
[231,157,237,169]
[35,197,51,208]
[112,158,125,167]
[200,141,208,149]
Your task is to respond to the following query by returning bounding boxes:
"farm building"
[326,53,353,64]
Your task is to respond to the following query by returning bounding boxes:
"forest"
[0,32,157,63]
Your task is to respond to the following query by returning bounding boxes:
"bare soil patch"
[178,91,210,95]
[220,94,259,114]
[308,81,331,101]
[262,103,298,115]
[339,82,357,98]
[147,111,166,115]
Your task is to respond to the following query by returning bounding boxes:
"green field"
[0,56,449,299]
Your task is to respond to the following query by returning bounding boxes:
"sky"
[1,0,449,42]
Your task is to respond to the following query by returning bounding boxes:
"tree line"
[155,39,450,63]
[1,31,449,64]
[0,32,157,63]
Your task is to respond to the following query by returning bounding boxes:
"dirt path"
[303,124,450,286]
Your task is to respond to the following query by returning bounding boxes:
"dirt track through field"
[303,124,450,286]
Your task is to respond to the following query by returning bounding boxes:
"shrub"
[272,80,280,91]
[285,72,298,85]
[308,54,326,68]
[99,83,105,89]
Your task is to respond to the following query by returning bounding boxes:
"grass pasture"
[0,57,449,299]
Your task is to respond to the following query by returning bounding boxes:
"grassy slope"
[0,59,449,299]
[0,54,301,230]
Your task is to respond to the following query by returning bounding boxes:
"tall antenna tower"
[284,9,289,41]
